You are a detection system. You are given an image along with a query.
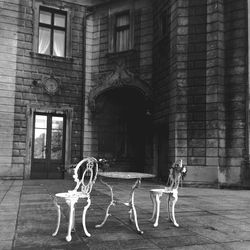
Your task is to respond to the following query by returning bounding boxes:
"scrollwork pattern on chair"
[149,159,187,228]
[52,157,98,242]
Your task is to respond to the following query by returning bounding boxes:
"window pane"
[53,30,65,57]
[38,27,51,55]
[35,115,47,129]
[51,117,64,160]
[34,129,47,159]
[116,29,129,52]
[54,13,66,27]
[51,131,63,160]
[116,14,129,27]
[52,117,63,130]
[34,115,47,159]
[40,10,51,24]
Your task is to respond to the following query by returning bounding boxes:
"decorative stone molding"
[42,75,60,96]
[31,72,61,96]
[88,60,152,111]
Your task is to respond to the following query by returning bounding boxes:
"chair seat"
[55,191,88,199]
[52,157,99,242]
[150,187,178,194]
[149,159,186,228]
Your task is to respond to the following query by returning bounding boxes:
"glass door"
[31,113,65,179]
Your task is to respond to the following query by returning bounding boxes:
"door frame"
[31,112,66,179]
[24,105,73,179]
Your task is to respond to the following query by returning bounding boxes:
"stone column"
[169,0,189,165]
[83,14,101,158]
[206,0,225,185]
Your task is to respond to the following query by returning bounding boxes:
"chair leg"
[149,191,156,222]
[66,200,76,242]
[167,194,171,221]
[52,197,61,237]
[82,197,91,237]
[153,193,161,227]
[129,207,134,222]
[72,208,76,232]
[170,190,179,227]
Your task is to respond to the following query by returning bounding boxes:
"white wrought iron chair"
[149,159,187,227]
[52,157,98,242]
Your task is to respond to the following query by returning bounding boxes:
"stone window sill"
[30,52,73,63]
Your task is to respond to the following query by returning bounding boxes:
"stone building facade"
[0,0,249,188]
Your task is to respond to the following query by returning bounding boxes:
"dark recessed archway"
[94,87,148,172]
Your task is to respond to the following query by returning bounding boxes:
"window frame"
[108,9,134,53]
[32,2,72,58]
[38,6,67,57]
[114,10,130,52]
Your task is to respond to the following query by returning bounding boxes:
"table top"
[98,171,156,179]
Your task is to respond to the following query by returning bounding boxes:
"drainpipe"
[80,8,87,162]
[80,7,94,163]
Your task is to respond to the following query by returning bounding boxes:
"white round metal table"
[95,171,156,234]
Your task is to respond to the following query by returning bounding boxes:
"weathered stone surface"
[1,179,250,249]
[0,0,248,186]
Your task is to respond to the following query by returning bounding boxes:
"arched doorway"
[94,87,148,172]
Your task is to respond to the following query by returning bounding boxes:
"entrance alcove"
[93,87,149,172]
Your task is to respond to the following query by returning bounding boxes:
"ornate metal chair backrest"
[52,157,99,241]
[167,159,187,190]
[149,159,187,228]
[72,157,98,196]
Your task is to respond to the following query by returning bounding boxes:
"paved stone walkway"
[0,179,250,249]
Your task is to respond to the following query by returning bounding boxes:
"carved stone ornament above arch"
[88,61,152,112]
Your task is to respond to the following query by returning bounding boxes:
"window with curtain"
[38,7,67,57]
[115,11,130,52]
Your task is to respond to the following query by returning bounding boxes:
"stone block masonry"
[152,0,249,186]
[0,0,86,178]
[0,0,249,187]
[222,0,248,186]
[0,1,19,178]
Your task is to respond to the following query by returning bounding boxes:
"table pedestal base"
[95,178,143,234]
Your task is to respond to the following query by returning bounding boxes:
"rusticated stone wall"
[152,0,249,186]
[0,0,86,178]
[152,0,190,180]
[83,0,153,172]
[187,0,207,168]
[0,1,18,177]
[222,0,248,186]
[1,0,249,186]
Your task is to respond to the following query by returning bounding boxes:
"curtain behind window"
[38,27,50,54]
[38,8,66,57]
[53,30,65,57]
[116,14,129,52]
[116,29,129,52]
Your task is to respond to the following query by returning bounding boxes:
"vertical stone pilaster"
[83,14,101,158]
[0,12,17,176]
[223,0,248,186]
[185,0,208,184]
[175,0,189,165]
[169,0,188,165]
[206,0,225,184]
